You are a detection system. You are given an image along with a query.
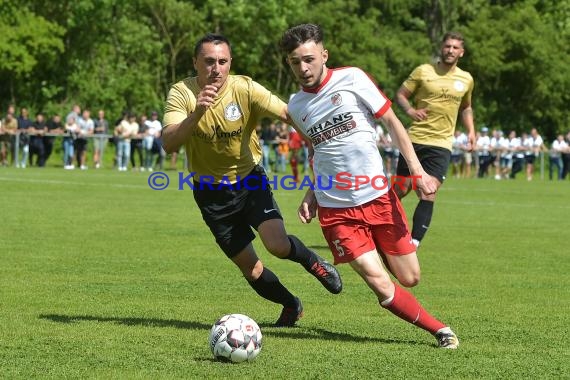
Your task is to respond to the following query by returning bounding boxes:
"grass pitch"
[0,167,568,379]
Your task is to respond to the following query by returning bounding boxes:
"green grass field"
[1,167,568,379]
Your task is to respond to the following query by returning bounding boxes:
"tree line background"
[1,0,568,141]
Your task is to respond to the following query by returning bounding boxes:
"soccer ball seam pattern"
[209,314,262,363]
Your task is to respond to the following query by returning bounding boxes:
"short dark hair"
[280,24,324,54]
[442,31,465,47]
[193,33,232,58]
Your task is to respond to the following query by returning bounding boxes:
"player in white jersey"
[281,23,459,349]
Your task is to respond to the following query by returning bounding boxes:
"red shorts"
[318,189,415,264]
[289,133,303,150]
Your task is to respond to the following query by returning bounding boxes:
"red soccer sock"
[380,282,446,334]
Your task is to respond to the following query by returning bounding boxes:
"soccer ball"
[209,313,262,363]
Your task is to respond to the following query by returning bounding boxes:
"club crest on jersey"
[331,93,342,106]
[453,80,465,92]
[224,102,242,121]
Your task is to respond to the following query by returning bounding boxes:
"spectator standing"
[130,114,145,171]
[496,130,512,179]
[146,111,164,171]
[66,104,81,125]
[0,111,18,166]
[549,134,566,180]
[490,129,503,180]
[508,131,525,179]
[563,132,570,180]
[44,114,63,166]
[476,126,492,178]
[63,116,78,169]
[29,112,47,167]
[76,109,94,170]
[526,128,544,181]
[93,110,109,169]
[115,113,138,171]
[17,108,33,168]
[450,130,465,178]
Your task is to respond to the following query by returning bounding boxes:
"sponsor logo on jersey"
[431,88,463,103]
[307,112,356,146]
[191,125,243,141]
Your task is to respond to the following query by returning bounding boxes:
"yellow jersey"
[402,63,474,151]
[163,75,286,183]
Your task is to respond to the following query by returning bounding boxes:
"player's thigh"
[384,253,420,288]
[369,194,420,286]
[318,208,376,265]
[243,167,289,257]
[192,184,256,259]
[349,250,394,299]
[257,219,289,257]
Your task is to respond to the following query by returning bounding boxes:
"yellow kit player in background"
[395,31,475,248]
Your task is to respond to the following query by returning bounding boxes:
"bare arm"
[379,108,437,194]
[161,109,205,153]
[395,85,428,122]
[161,85,217,153]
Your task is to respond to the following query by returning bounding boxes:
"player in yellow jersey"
[395,31,476,248]
[161,33,342,327]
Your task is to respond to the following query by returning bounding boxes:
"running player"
[395,31,475,247]
[281,23,459,348]
[162,33,342,327]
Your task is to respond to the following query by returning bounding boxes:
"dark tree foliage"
[0,0,568,140]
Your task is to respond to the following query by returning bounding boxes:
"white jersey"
[145,119,163,137]
[288,67,391,208]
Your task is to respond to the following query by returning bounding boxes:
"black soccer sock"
[412,199,434,243]
[247,267,297,307]
[284,235,318,271]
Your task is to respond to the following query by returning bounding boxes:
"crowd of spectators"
[1,105,569,181]
[376,124,570,181]
[0,104,183,171]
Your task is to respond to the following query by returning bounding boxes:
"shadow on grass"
[39,313,421,346]
[39,314,210,330]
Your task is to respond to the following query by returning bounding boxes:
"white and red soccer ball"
[209,313,262,363]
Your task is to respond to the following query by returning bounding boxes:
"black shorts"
[451,153,463,164]
[396,143,451,183]
[74,138,88,151]
[192,165,282,258]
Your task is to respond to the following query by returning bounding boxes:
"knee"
[397,269,421,288]
[241,260,264,282]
